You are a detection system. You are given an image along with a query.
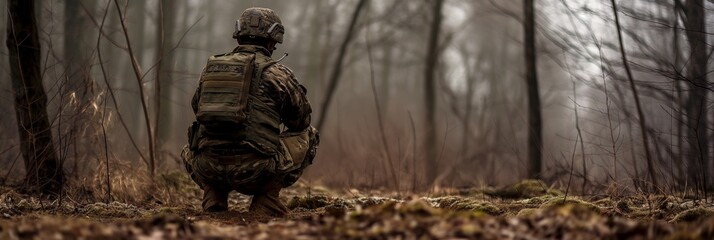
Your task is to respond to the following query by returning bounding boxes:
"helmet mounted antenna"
[275,53,288,63]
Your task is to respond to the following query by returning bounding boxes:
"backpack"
[195,52,275,128]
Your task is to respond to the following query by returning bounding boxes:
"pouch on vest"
[278,128,311,171]
[196,54,256,127]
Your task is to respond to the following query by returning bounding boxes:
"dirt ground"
[2,175,714,239]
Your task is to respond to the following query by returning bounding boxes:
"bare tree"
[610,0,658,189]
[317,0,368,130]
[523,0,542,179]
[682,0,709,191]
[155,0,179,166]
[7,0,64,194]
[424,0,444,185]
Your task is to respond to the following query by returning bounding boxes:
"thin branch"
[113,0,156,177]
[610,0,658,190]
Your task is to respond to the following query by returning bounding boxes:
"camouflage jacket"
[191,45,312,156]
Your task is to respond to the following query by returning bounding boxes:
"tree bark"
[672,3,685,186]
[154,0,179,169]
[316,0,368,130]
[7,0,64,194]
[683,0,709,191]
[524,0,543,179]
[424,0,444,185]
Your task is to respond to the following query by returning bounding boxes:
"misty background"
[1,0,712,195]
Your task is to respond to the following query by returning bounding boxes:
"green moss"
[593,198,615,207]
[83,202,141,218]
[287,195,330,210]
[515,195,559,206]
[485,180,560,199]
[672,208,714,222]
[430,197,502,216]
[353,197,396,208]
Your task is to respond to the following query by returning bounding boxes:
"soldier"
[182,7,318,217]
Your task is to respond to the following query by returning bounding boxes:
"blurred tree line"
[1,0,713,198]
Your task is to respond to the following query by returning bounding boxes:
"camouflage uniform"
[182,7,318,217]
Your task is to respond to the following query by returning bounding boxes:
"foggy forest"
[2,0,714,239]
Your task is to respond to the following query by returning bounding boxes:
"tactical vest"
[195,48,280,156]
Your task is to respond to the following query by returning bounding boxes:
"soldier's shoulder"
[209,50,264,62]
[268,62,295,75]
[263,63,297,82]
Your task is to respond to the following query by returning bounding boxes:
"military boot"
[249,188,288,217]
[202,187,229,212]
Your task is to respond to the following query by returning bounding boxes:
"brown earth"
[1,175,714,239]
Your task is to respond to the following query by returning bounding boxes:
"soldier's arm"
[191,84,200,115]
[270,64,312,132]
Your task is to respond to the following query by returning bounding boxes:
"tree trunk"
[684,0,709,191]
[316,0,368,130]
[672,3,685,186]
[424,0,444,186]
[0,0,5,65]
[7,0,64,194]
[154,0,179,169]
[64,0,96,103]
[524,0,543,179]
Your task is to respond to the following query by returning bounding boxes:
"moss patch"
[429,197,503,216]
[287,195,331,210]
[541,197,602,214]
[82,202,142,218]
[485,180,561,199]
[672,208,714,222]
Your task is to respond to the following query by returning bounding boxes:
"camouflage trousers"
[181,127,318,216]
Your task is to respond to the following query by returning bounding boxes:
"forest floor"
[2,173,714,239]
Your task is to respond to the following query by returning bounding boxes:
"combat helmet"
[232,7,284,43]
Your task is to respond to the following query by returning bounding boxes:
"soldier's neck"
[234,44,273,57]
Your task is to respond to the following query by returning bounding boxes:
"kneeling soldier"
[182,7,318,217]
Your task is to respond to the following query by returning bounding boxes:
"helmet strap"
[232,20,241,39]
[267,23,279,33]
